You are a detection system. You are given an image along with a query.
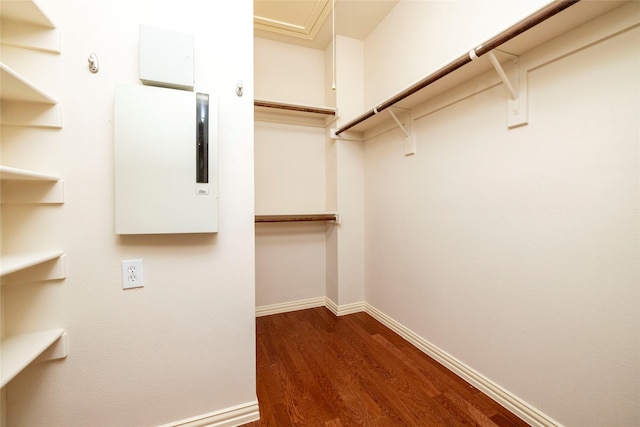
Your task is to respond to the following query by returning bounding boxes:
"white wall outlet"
[122,259,144,289]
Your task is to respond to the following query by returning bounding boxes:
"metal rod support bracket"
[487,50,517,100]
[387,108,409,137]
[487,49,528,129]
[386,107,415,156]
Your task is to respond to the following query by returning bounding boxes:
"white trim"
[258,297,365,317]
[363,303,563,427]
[321,298,365,316]
[324,297,338,315]
[334,300,365,316]
[158,401,259,427]
[255,297,325,317]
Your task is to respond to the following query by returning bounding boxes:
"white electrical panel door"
[114,84,218,234]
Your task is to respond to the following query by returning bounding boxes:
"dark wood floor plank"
[334,321,459,425]
[351,313,509,421]
[245,308,529,427]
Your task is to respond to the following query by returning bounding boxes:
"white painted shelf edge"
[0,0,57,28]
[0,165,61,181]
[0,61,58,104]
[0,328,66,388]
[0,250,64,277]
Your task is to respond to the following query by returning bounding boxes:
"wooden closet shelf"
[255,213,338,223]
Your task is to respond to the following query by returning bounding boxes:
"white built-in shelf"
[0,166,64,204]
[0,62,63,128]
[255,99,336,128]
[0,165,61,181]
[1,329,67,388]
[0,0,61,53]
[255,213,338,223]
[1,250,65,277]
[0,62,57,104]
[0,0,56,28]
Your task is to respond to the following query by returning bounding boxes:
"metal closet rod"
[334,0,580,136]
[254,100,336,116]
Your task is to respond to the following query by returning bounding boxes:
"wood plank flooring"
[243,307,529,426]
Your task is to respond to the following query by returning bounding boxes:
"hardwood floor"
[243,307,529,426]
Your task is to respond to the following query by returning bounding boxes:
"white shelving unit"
[0,0,67,390]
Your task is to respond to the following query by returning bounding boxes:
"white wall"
[1,0,256,425]
[254,121,327,307]
[254,37,326,105]
[363,3,639,426]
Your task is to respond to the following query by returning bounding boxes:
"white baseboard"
[159,401,259,427]
[331,299,365,316]
[256,297,326,317]
[363,303,563,427]
[324,297,338,315]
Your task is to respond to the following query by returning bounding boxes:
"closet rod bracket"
[476,49,528,128]
[487,50,517,100]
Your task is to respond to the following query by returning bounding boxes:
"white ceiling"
[254,0,398,49]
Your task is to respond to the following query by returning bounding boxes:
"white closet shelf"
[0,166,61,181]
[1,0,61,53]
[1,250,65,277]
[255,99,336,128]
[255,213,338,223]
[1,329,67,388]
[0,0,57,28]
[1,167,65,203]
[0,62,58,104]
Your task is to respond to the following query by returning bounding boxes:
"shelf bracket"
[384,107,415,156]
[485,50,528,129]
[35,332,69,363]
[487,51,517,100]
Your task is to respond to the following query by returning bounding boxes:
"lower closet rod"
[255,213,337,223]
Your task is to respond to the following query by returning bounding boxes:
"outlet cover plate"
[122,259,144,289]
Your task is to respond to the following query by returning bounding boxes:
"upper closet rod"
[334,0,580,136]
[254,100,336,116]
